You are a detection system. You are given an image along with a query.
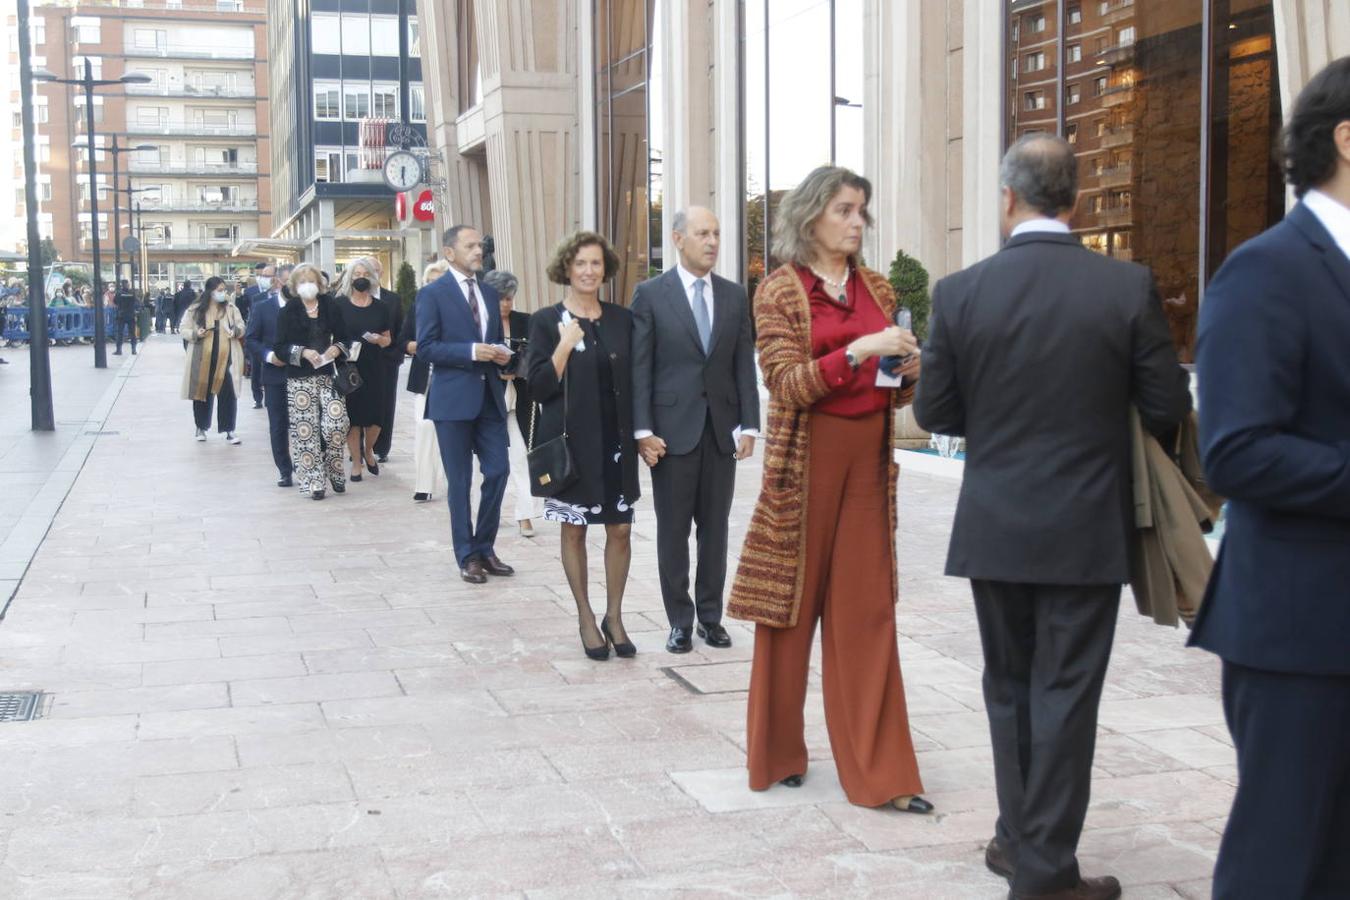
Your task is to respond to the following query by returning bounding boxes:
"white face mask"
[212,290,228,303]
[296,282,319,300]
[257,276,272,290]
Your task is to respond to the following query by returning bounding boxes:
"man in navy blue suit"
[1191,56,1350,900]
[244,264,292,488]
[416,225,515,584]
[240,262,272,408]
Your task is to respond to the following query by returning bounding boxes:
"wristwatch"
[845,348,862,371]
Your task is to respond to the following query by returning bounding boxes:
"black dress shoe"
[601,617,636,658]
[366,462,379,476]
[666,627,693,654]
[377,455,388,463]
[311,490,325,501]
[480,555,515,577]
[1010,876,1121,900]
[460,558,487,584]
[696,621,732,648]
[277,475,293,488]
[986,837,1014,883]
[253,401,263,409]
[890,795,934,814]
[779,774,804,788]
[413,492,430,502]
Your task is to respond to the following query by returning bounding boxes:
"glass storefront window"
[1004,0,1283,362]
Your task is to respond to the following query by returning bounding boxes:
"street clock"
[383,150,423,192]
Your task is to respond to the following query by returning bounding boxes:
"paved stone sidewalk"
[0,338,1234,898]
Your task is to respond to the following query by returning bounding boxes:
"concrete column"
[1274,0,1350,113]
[711,0,742,282]
[658,0,716,272]
[963,0,1004,267]
[317,199,335,270]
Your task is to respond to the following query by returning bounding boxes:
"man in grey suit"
[915,135,1191,900]
[632,207,761,654]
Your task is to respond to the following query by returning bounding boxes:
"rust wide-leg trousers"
[746,410,924,807]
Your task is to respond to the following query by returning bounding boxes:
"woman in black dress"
[526,232,640,661]
[335,257,392,482]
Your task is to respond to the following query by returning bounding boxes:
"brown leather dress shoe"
[985,837,1014,883]
[1010,876,1121,900]
[480,555,515,577]
[460,558,487,584]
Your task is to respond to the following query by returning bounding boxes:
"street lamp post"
[119,186,155,296]
[33,64,150,369]
[17,0,53,430]
[108,140,156,290]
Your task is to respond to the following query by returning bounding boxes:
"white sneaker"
[227,432,241,445]
[194,429,206,442]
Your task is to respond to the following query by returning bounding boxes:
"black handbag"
[526,371,577,497]
[331,361,363,396]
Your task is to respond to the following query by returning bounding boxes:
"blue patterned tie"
[693,278,711,353]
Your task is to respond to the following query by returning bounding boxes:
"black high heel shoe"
[580,625,610,661]
[780,775,805,788]
[365,458,379,476]
[601,617,636,658]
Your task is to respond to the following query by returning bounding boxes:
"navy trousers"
[434,395,509,567]
[263,380,292,479]
[250,350,264,404]
[1213,661,1350,899]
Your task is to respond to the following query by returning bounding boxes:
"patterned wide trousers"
[287,375,350,493]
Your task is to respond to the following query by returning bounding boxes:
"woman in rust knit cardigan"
[728,166,931,813]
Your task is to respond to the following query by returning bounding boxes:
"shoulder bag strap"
[527,320,570,450]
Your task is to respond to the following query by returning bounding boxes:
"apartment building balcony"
[1100,163,1132,188]
[1098,41,1135,67]
[128,161,260,177]
[123,45,256,62]
[143,240,246,253]
[125,83,259,100]
[1100,84,1135,107]
[125,122,258,137]
[64,0,264,12]
[1096,207,1133,228]
[135,200,259,213]
[1100,2,1137,27]
[1101,126,1135,148]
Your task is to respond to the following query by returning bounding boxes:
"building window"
[134,28,167,51]
[136,106,169,126]
[315,147,342,183]
[312,12,341,54]
[1066,84,1081,105]
[1025,52,1045,72]
[1093,76,1107,96]
[409,84,426,123]
[314,81,341,120]
[1068,6,1082,24]
[408,17,420,57]
[1117,26,1135,46]
[71,16,101,42]
[30,17,46,45]
[340,13,370,56]
[1066,123,1078,144]
[1026,15,1046,33]
[343,83,370,121]
[372,82,399,119]
[1023,91,1045,111]
[456,0,482,112]
[75,55,102,79]
[1068,43,1082,63]
[370,16,399,56]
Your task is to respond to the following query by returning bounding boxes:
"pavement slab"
[0,337,1235,896]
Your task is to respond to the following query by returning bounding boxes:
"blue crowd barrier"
[3,305,119,343]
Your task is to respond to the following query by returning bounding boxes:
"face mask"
[212,290,228,303]
[351,277,371,293]
[257,276,272,290]
[296,282,319,300]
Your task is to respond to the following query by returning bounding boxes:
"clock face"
[383,152,422,191]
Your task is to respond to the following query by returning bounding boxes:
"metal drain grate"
[0,692,42,723]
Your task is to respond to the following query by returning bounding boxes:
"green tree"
[394,260,417,315]
[887,249,931,341]
[39,237,60,267]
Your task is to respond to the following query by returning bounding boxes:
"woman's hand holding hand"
[302,348,323,367]
[849,326,917,362]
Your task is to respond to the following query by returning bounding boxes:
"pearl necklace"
[809,265,851,306]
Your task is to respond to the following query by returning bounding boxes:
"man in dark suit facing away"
[240,262,271,408]
[915,134,1191,900]
[631,207,761,654]
[1190,57,1350,900]
[243,265,292,487]
[416,225,515,585]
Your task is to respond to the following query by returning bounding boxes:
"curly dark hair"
[1283,56,1350,198]
[545,231,620,286]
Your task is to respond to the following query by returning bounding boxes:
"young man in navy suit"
[415,225,515,584]
[240,262,271,408]
[1191,57,1350,900]
[243,263,292,487]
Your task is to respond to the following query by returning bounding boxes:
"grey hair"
[481,269,518,298]
[336,256,381,297]
[443,224,475,248]
[1000,134,1078,217]
[671,208,688,234]
[422,260,450,285]
[288,262,328,294]
[771,166,874,266]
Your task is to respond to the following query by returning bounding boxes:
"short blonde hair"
[771,166,874,266]
[288,262,328,294]
[422,260,450,285]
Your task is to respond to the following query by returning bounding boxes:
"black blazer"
[505,309,533,438]
[273,290,348,379]
[630,268,761,455]
[1189,203,1350,676]
[525,303,640,508]
[400,304,429,394]
[377,289,405,368]
[915,230,1192,585]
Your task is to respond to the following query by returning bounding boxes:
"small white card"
[875,367,902,389]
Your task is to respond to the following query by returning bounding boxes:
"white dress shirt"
[1010,217,1072,239]
[1302,189,1350,263]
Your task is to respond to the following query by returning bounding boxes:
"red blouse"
[797,265,892,417]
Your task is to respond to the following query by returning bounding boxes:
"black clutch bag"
[331,360,363,396]
[526,372,577,497]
